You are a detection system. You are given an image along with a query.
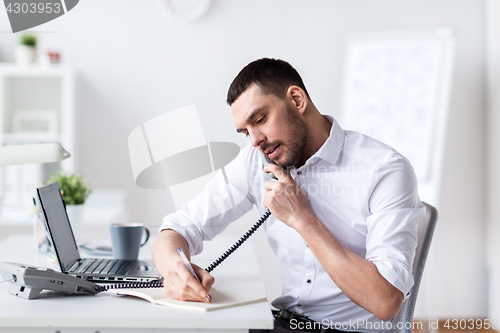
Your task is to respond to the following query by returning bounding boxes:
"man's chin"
[268,157,284,169]
[268,148,297,169]
[274,158,294,170]
[280,156,303,169]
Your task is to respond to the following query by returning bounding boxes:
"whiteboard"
[340,29,455,206]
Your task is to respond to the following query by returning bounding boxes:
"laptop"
[37,182,161,283]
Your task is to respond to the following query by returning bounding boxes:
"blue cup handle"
[141,227,150,247]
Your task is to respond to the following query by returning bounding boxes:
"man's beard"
[272,105,308,168]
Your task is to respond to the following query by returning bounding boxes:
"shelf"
[2,133,63,144]
[0,63,72,77]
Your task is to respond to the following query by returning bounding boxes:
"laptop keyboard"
[72,259,132,276]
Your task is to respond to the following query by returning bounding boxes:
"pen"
[177,248,211,303]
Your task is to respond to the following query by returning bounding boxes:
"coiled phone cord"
[95,209,271,292]
[95,279,164,292]
[204,209,271,273]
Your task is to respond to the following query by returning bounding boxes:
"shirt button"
[297,171,302,175]
[306,279,312,284]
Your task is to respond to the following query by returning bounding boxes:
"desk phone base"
[0,262,98,299]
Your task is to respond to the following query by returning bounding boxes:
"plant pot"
[65,204,85,243]
[15,45,36,65]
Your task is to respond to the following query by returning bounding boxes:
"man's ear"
[287,86,308,115]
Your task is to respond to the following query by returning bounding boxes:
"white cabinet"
[0,64,74,224]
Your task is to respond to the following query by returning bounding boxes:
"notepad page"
[155,290,266,311]
[109,288,266,312]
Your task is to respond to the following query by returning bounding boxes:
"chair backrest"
[392,202,438,333]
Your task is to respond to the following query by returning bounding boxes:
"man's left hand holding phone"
[151,229,214,303]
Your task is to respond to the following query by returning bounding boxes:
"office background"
[0,0,498,324]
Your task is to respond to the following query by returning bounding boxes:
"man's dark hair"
[226,58,311,106]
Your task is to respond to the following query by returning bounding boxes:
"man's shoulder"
[342,130,408,168]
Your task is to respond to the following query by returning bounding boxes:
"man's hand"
[151,230,214,302]
[263,164,312,229]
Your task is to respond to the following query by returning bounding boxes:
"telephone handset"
[262,152,279,180]
[0,153,281,299]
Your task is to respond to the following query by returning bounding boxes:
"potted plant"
[44,171,92,242]
[15,33,37,65]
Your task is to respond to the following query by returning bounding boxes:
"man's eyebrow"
[236,107,265,133]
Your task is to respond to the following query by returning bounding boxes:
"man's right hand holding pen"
[151,229,214,303]
[178,247,211,303]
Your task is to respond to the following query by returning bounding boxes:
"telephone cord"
[204,209,271,273]
[95,279,164,292]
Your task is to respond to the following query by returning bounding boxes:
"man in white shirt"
[151,58,425,333]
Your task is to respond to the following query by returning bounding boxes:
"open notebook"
[105,288,267,312]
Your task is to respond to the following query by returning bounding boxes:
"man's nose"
[250,130,265,148]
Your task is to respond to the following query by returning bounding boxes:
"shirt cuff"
[372,259,414,301]
[159,212,205,255]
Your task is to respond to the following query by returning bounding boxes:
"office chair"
[392,202,438,333]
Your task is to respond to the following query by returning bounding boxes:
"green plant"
[20,33,37,47]
[44,171,92,205]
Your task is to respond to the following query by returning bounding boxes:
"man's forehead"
[232,84,263,119]
[233,83,282,114]
[232,83,264,108]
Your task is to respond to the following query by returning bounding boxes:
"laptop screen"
[37,182,80,272]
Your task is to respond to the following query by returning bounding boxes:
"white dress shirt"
[160,116,425,332]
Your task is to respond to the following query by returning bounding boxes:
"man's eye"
[256,116,265,124]
[245,133,250,138]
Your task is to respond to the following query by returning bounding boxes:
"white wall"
[485,0,500,323]
[0,0,487,319]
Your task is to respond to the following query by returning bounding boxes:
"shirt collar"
[306,115,345,167]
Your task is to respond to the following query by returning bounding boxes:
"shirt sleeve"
[365,152,426,300]
[158,144,255,256]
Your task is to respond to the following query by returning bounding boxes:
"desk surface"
[0,234,273,332]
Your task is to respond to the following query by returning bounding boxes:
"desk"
[0,234,274,333]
